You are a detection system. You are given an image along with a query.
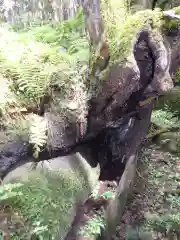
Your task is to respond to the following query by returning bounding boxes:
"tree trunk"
[0,1,180,183]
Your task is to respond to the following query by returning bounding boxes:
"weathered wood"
[101,101,153,239]
[70,102,153,240]
[104,155,137,240]
[82,0,104,46]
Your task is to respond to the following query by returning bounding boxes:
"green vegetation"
[144,152,180,239]
[122,148,180,240]
[150,68,180,154]
[0,2,180,240]
[79,214,105,237]
[0,169,89,239]
[146,68,180,237]
[0,9,89,111]
[0,9,90,156]
[101,4,163,65]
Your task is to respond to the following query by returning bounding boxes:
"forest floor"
[113,145,180,240]
[65,144,180,240]
[1,141,180,240]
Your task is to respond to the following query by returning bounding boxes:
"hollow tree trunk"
[0,2,180,182]
[79,2,180,238]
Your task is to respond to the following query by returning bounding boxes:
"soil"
[65,144,180,240]
[113,145,180,240]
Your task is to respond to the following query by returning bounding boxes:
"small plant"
[175,68,180,82]
[3,169,85,239]
[125,228,152,240]
[79,214,105,237]
[151,109,179,129]
[146,213,180,237]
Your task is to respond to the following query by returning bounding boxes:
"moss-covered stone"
[5,169,83,239]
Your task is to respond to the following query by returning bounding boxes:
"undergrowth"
[79,214,105,237]
[0,169,86,239]
[0,9,90,155]
[124,149,180,240]
[151,108,179,129]
[149,67,180,154]
[124,67,180,238]
[144,153,180,239]
[0,8,89,114]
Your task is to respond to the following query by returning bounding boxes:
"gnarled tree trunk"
[0,0,180,189]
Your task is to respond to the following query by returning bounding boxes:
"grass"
[0,168,91,240]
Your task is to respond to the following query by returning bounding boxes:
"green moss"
[110,9,163,64]
[95,5,180,84]
[95,8,163,82]
[174,6,180,14]
[165,19,179,30]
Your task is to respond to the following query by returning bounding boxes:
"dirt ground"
[113,145,180,240]
[65,143,180,239]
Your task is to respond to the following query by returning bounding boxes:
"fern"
[29,115,48,159]
[151,109,179,129]
[5,114,48,158]
[0,183,23,201]
[0,16,90,120]
[68,38,89,55]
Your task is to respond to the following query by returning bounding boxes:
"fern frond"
[29,114,48,159]
[151,109,179,129]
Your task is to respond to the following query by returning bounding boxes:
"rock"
[3,149,100,239]
[3,149,100,193]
